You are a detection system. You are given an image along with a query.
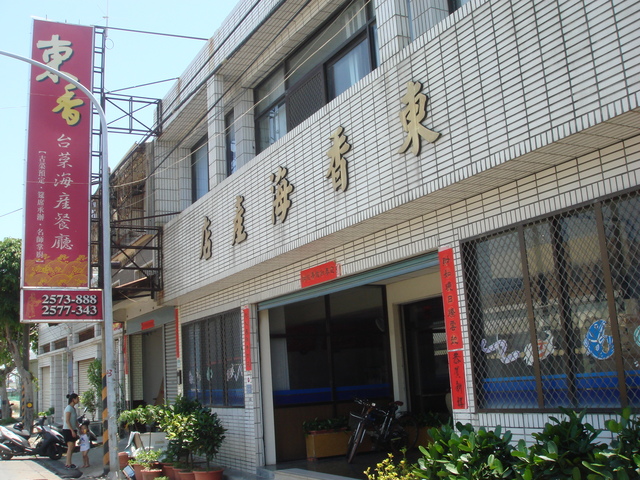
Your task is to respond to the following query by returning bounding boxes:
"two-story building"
[44,0,640,475]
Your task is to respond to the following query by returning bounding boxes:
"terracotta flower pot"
[193,469,224,480]
[119,452,130,469]
[163,463,176,480]
[177,471,196,480]
[142,469,163,480]
[131,463,144,479]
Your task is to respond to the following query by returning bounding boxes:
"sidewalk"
[0,438,127,480]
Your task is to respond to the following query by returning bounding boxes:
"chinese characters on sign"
[439,247,467,410]
[326,127,351,193]
[22,20,94,290]
[271,166,294,224]
[243,306,252,372]
[300,261,340,288]
[398,80,440,155]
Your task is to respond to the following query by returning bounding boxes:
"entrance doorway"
[403,297,450,416]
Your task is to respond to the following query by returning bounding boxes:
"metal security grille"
[182,309,244,407]
[462,190,640,411]
[286,66,325,132]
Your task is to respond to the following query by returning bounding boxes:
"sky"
[0,0,238,241]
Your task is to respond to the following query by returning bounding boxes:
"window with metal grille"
[462,190,640,411]
[182,309,244,407]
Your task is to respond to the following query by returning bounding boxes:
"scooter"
[0,415,65,460]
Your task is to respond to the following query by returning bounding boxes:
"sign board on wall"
[20,20,97,323]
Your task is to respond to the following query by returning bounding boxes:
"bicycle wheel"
[388,414,419,453]
[346,421,365,463]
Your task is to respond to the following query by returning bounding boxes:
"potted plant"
[135,448,164,480]
[192,406,226,480]
[119,404,160,432]
[303,416,351,460]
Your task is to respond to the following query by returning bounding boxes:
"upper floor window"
[255,0,377,153]
[448,0,472,12]
[191,138,209,202]
[225,111,237,176]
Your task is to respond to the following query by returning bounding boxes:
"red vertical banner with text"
[243,306,252,371]
[439,247,468,410]
[22,20,94,289]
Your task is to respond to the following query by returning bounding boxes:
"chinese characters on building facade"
[198,79,440,264]
[326,127,351,193]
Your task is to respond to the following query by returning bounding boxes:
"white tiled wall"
[154,0,640,470]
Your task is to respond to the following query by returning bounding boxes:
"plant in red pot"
[191,406,226,480]
[135,448,164,480]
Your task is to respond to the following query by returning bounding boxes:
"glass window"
[225,112,236,176]
[257,102,286,153]
[191,138,209,202]
[327,38,370,99]
[269,286,392,406]
[182,309,244,407]
[463,190,640,411]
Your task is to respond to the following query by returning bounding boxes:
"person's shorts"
[63,429,76,443]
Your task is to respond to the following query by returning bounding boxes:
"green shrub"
[413,422,516,479]
[582,407,640,479]
[511,408,607,480]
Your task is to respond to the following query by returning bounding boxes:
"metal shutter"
[41,366,51,411]
[77,358,93,396]
[164,323,177,404]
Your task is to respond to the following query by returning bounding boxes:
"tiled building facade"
[117,0,640,473]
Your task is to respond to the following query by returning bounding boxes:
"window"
[78,327,95,343]
[448,0,472,12]
[462,190,640,411]
[255,0,377,153]
[182,309,244,407]
[191,138,209,202]
[269,286,392,406]
[225,112,236,176]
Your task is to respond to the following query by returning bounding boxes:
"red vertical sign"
[439,247,467,410]
[243,306,252,371]
[22,20,94,289]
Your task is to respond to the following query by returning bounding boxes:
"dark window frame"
[225,111,236,176]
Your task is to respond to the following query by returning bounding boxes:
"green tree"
[0,238,37,428]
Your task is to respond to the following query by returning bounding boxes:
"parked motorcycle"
[0,415,65,460]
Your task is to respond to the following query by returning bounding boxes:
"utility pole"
[0,49,120,479]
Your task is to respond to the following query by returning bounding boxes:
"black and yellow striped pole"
[102,372,109,477]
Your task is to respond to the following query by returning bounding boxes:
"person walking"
[63,393,79,469]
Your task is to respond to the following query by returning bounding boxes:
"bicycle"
[346,397,418,463]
